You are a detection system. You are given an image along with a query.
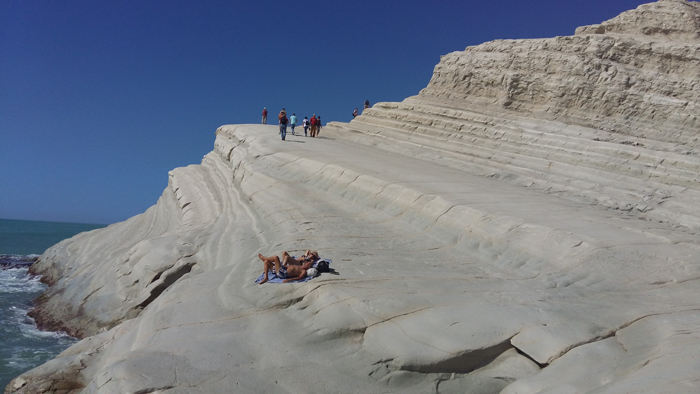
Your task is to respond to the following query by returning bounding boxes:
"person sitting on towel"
[257,252,315,284]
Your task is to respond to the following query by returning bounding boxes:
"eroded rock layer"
[338,0,700,232]
[423,0,700,141]
[8,1,700,393]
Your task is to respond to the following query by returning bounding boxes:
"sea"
[0,219,105,389]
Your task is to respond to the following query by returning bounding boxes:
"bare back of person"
[282,261,313,282]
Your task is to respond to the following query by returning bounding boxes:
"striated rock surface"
[341,0,700,232]
[8,1,700,393]
[421,0,700,141]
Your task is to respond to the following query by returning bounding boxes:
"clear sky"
[1,0,651,225]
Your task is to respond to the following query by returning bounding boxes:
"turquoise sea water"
[0,219,105,390]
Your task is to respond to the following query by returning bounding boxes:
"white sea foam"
[14,308,73,340]
[0,222,97,387]
[3,351,38,371]
[0,268,46,294]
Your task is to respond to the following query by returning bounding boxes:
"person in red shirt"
[310,115,317,137]
[262,107,268,124]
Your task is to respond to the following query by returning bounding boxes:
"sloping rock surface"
[8,1,700,393]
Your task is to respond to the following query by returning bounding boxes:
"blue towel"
[255,258,331,284]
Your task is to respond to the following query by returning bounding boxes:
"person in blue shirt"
[290,113,297,135]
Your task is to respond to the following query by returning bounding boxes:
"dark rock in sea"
[0,255,38,270]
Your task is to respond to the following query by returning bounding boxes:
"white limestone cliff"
[7,1,700,393]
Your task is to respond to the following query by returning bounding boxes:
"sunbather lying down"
[258,250,319,284]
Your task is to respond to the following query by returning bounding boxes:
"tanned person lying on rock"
[257,251,318,284]
[283,250,319,266]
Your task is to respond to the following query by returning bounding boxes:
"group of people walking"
[261,100,370,140]
[304,114,322,137]
[262,107,322,140]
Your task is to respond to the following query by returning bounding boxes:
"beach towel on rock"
[254,259,332,284]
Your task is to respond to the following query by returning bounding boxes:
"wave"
[0,267,45,294]
[6,305,73,341]
[0,255,77,389]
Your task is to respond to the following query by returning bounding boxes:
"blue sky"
[1,0,651,225]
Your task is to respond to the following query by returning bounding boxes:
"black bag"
[316,260,330,273]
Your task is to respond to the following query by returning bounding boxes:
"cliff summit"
[575,0,700,39]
